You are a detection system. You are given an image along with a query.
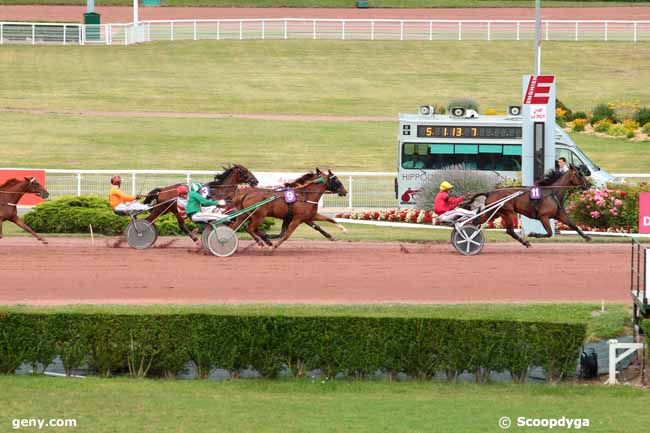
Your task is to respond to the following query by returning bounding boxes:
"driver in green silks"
[186,183,227,222]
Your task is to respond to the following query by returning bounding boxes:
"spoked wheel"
[451,224,485,256]
[200,225,212,250]
[206,225,239,257]
[126,220,158,250]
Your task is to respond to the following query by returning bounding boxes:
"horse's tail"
[461,192,489,210]
[142,188,162,205]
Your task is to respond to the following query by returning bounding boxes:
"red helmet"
[177,185,189,196]
[110,176,122,186]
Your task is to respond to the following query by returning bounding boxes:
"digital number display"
[416,125,522,139]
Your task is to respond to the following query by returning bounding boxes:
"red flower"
[620,191,627,197]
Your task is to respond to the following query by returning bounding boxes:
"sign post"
[521,74,556,235]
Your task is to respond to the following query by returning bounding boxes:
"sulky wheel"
[451,224,485,256]
[206,225,239,257]
[201,225,212,250]
[126,220,157,250]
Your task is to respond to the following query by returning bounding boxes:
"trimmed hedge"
[0,313,585,382]
[23,195,274,236]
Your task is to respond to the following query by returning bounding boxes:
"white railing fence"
[41,169,397,209]
[27,169,650,210]
[2,19,649,46]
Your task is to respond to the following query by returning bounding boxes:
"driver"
[109,176,149,214]
[186,183,228,222]
[434,181,475,223]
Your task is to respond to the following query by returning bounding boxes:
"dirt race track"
[0,238,630,305]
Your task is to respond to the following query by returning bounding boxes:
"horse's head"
[216,164,258,187]
[25,177,49,199]
[567,164,592,190]
[323,169,347,197]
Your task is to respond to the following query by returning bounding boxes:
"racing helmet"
[110,176,122,186]
[176,185,189,197]
[439,181,453,191]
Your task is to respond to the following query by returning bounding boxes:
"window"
[401,143,521,171]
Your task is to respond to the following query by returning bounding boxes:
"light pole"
[534,0,541,75]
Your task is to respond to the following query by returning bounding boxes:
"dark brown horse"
[470,164,592,247]
[0,177,50,244]
[278,171,348,241]
[142,165,258,242]
[230,169,347,250]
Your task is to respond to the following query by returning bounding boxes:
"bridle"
[1,178,46,206]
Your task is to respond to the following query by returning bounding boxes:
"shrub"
[414,166,501,210]
[636,107,650,127]
[446,97,479,113]
[556,99,573,120]
[610,99,640,122]
[556,117,567,128]
[590,103,617,125]
[572,111,588,120]
[572,118,587,132]
[23,196,127,236]
[643,123,650,135]
[623,119,639,131]
[594,119,612,133]
[607,123,629,138]
[0,312,587,383]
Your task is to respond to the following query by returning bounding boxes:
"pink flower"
[614,199,623,206]
[590,211,601,219]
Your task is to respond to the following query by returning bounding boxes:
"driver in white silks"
[185,183,228,222]
[434,181,476,224]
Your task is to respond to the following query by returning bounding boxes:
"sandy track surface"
[1,6,649,24]
[0,237,629,305]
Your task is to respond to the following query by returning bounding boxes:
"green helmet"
[190,183,202,192]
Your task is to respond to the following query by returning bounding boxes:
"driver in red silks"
[434,181,474,223]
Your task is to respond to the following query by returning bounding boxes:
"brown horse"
[142,165,258,242]
[278,171,348,241]
[470,164,592,247]
[230,169,347,250]
[0,177,50,244]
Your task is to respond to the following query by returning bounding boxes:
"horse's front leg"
[502,211,530,248]
[10,216,47,244]
[556,210,592,241]
[313,213,347,233]
[272,218,303,250]
[307,221,336,241]
[527,216,554,238]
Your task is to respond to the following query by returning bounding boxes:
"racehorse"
[277,171,348,241]
[468,164,592,247]
[142,164,258,242]
[230,169,347,250]
[0,177,50,244]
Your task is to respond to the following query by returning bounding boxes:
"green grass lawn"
[1,41,648,116]
[1,376,648,433]
[4,302,630,340]
[0,111,648,172]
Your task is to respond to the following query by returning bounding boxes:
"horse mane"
[213,165,234,184]
[284,171,316,187]
[0,178,22,189]
[535,169,564,186]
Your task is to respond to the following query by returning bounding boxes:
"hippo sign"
[640,192,650,234]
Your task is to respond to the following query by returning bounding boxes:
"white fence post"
[634,22,637,43]
[606,339,645,385]
[342,20,345,40]
[217,21,220,40]
[429,20,432,41]
[516,21,520,41]
[400,20,404,41]
[575,22,578,41]
[262,20,265,40]
[545,20,549,40]
[458,22,462,41]
[63,24,66,45]
[0,23,3,45]
[605,21,608,41]
[76,173,82,196]
[371,20,375,40]
[348,176,353,209]
[313,19,316,40]
[487,21,491,41]
[186,173,191,185]
[171,21,174,41]
[193,21,197,41]
[106,24,110,45]
[239,20,243,40]
[32,24,35,45]
[284,20,287,40]
[131,173,137,195]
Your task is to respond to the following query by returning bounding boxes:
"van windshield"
[574,147,601,171]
